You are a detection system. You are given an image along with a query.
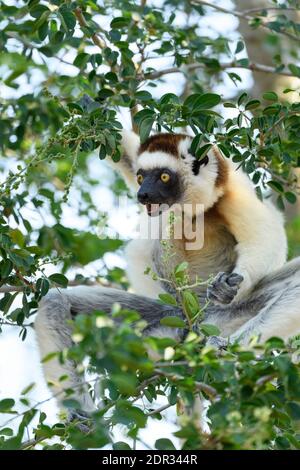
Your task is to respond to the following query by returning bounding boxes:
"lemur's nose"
[137,191,149,204]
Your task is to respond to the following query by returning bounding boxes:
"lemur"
[35,130,300,413]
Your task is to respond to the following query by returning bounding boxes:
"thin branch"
[154,368,218,398]
[21,436,47,450]
[147,402,174,416]
[0,279,106,294]
[0,320,33,328]
[74,7,107,50]
[191,0,300,43]
[142,60,297,81]
[255,373,277,387]
[244,7,300,15]
[136,374,160,394]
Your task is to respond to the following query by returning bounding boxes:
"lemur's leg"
[231,257,300,344]
[205,257,300,345]
[35,286,183,411]
[125,239,165,298]
[35,289,95,413]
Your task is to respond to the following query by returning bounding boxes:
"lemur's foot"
[67,409,92,434]
[206,335,228,350]
[207,272,244,305]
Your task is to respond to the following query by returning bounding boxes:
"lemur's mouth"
[146,203,161,216]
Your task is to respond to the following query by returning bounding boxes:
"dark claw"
[67,409,92,434]
[207,272,244,305]
[226,273,244,287]
[206,335,228,350]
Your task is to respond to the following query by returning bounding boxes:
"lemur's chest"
[151,211,237,291]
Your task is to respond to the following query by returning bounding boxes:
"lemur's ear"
[188,145,209,176]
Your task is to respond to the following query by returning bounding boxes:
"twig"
[191,0,300,43]
[0,279,106,294]
[143,60,297,81]
[243,7,300,15]
[147,402,174,416]
[136,374,160,393]
[21,436,47,450]
[255,373,277,387]
[154,368,218,398]
[74,7,107,50]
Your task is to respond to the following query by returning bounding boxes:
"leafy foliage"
[0,0,300,450]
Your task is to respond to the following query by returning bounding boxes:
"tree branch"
[0,279,107,294]
[154,368,218,398]
[74,7,107,50]
[147,402,174,416]
[142,60,297,81]
[243,7,300,15]
[191,0,300,43]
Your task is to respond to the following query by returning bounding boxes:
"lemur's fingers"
[67,409,92,434]
[226,273,244,287]
[207,272,243,305]
[206,335,228,350]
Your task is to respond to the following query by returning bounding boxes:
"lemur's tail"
[38,285,184,337]
[35,285,184,413]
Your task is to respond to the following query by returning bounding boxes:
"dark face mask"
[136,168,182,216]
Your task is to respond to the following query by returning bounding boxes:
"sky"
[0,0,250,448]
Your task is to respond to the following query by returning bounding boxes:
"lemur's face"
[136,166,181,216]
[135,133,223,216]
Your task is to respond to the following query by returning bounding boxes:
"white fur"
[137,151,182,172]
[125,239,165,298]
[218,169,287,299]
[120,132,287,304]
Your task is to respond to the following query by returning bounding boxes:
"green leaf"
[263,91,278,102]
[238,92,248,106]
[110,17,131,29]
[245,99,260,110]
[0,428,13,436]
[182,291,200,319]
[185,93,221,110]
[111,373,138,395]
[58,5,76,32]
[48,273,68,287]
[288,64,300,78]
[175,261,189,273]
[158,293,178,306]
[113,441,132,450]
[196,144,212,160]
[223,102,236,108]
[235,40,244,54]
[160,316,186,328]
[285,192,297,204]
[286,402,300,420]
[268,180,284,193]
[155,438,176,450]
[73,53,89,69]
[200,323,221,336]
[0,399,15,412]
[135,90,152,101]
[139,116,155,142]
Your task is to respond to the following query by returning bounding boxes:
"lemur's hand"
[207,272,244,305]
[67,409,92,434]
[206,335,228,350]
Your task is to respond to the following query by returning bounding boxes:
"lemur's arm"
[109,130,140,190]
[214,171,287,303]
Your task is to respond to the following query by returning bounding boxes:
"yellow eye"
[137,174,144,185]
[161,173,170,183]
